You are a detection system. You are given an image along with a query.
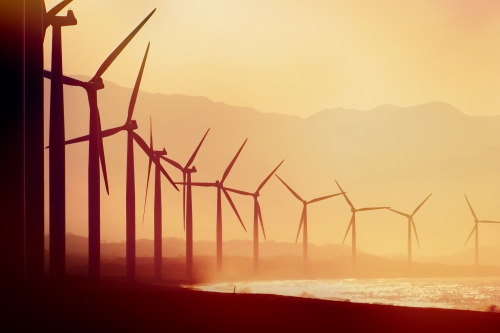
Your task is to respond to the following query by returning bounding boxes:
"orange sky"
[44,0,500,117]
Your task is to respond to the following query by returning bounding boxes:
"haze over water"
[195,278,500,312]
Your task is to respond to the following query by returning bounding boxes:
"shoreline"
[192,275,500,313]
[3,277,500,332]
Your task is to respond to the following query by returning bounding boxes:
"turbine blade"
[92,9,156,80]
[256,201,266,241]
[388,208,410,218]
[131,131,150,157]
[157,162,179,191]
[308,192,343,204]
[182,182,216,187]
[223,189,246,232]
[223,187,253,196]
[46,0,73,17]
[358,207,390,211]
[411,218,420,249]
[102,126,126,138]
[295,207,305,244]
[130,132,157,219]
[98,114,109,195]
[256,160,284,193]
[160,156,183,171]
[182,173,186,231]
[464,194,478,221]
[221,139,247,183]
[127,42,150,123]
[412,193,432,216]
[342,215,354,245]
[464,225,477,246]
[185,128,210,169]
[43,69,51,79]
[44,70,86,87]
[61,74,85,87]
[142,155,153,226]
[65,125,124,146]
[335,180,355,210]
[478,220,500,224]
[65,134,90,145]
[275,174,303,202]
[149,117,153,151]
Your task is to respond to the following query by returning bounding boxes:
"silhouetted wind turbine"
[335,180,389,266]
[44,0,76,279]
[276,175,343,267]
[388,193,432,265]
[142,119,179,281]
[185,140,248,273]
[42,0,74,40]
[464,195,500,266]
[63,43,160,281]
[161,129,210,281]
[226,161,284,274]
[44,9,156,280]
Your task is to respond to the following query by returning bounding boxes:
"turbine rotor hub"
[50,10,77,27]
[88,78,104,90]
[129,120,138,130]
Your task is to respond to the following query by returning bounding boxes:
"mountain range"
[57,233,500,281]
[43,77,500,261]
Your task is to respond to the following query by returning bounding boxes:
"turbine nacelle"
[87,78,105,91]
[215,180,222,188]
[154,148,167,157]
[184,165,197,174]
[128,120,139,131]
[48,9,77,28]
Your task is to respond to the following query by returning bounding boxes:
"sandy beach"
[3,276,500,333]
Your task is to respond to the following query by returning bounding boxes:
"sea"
[194,278,500,312]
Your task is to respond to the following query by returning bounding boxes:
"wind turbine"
[275,175,343,267]
[225,161,284,274]
[43,0,74,40]
[142,120,180,281]
[185,140,248,273]
[387,193,432,265]
[44,9,156,280]
[161,129,210,281]
[335,180,389,266]
[63,43,176,281]
[43,0,76,279]
[464,195,500,266]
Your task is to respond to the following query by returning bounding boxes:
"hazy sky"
[44,0,500,117]
[42,1,500,261]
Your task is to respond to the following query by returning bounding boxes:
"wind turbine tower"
[45,0,76,279]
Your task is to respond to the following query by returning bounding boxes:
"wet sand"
[3,277,500,333]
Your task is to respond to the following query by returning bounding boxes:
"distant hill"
[59,233,500,266]
[44,78,500,261]
[54,233,500,281]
